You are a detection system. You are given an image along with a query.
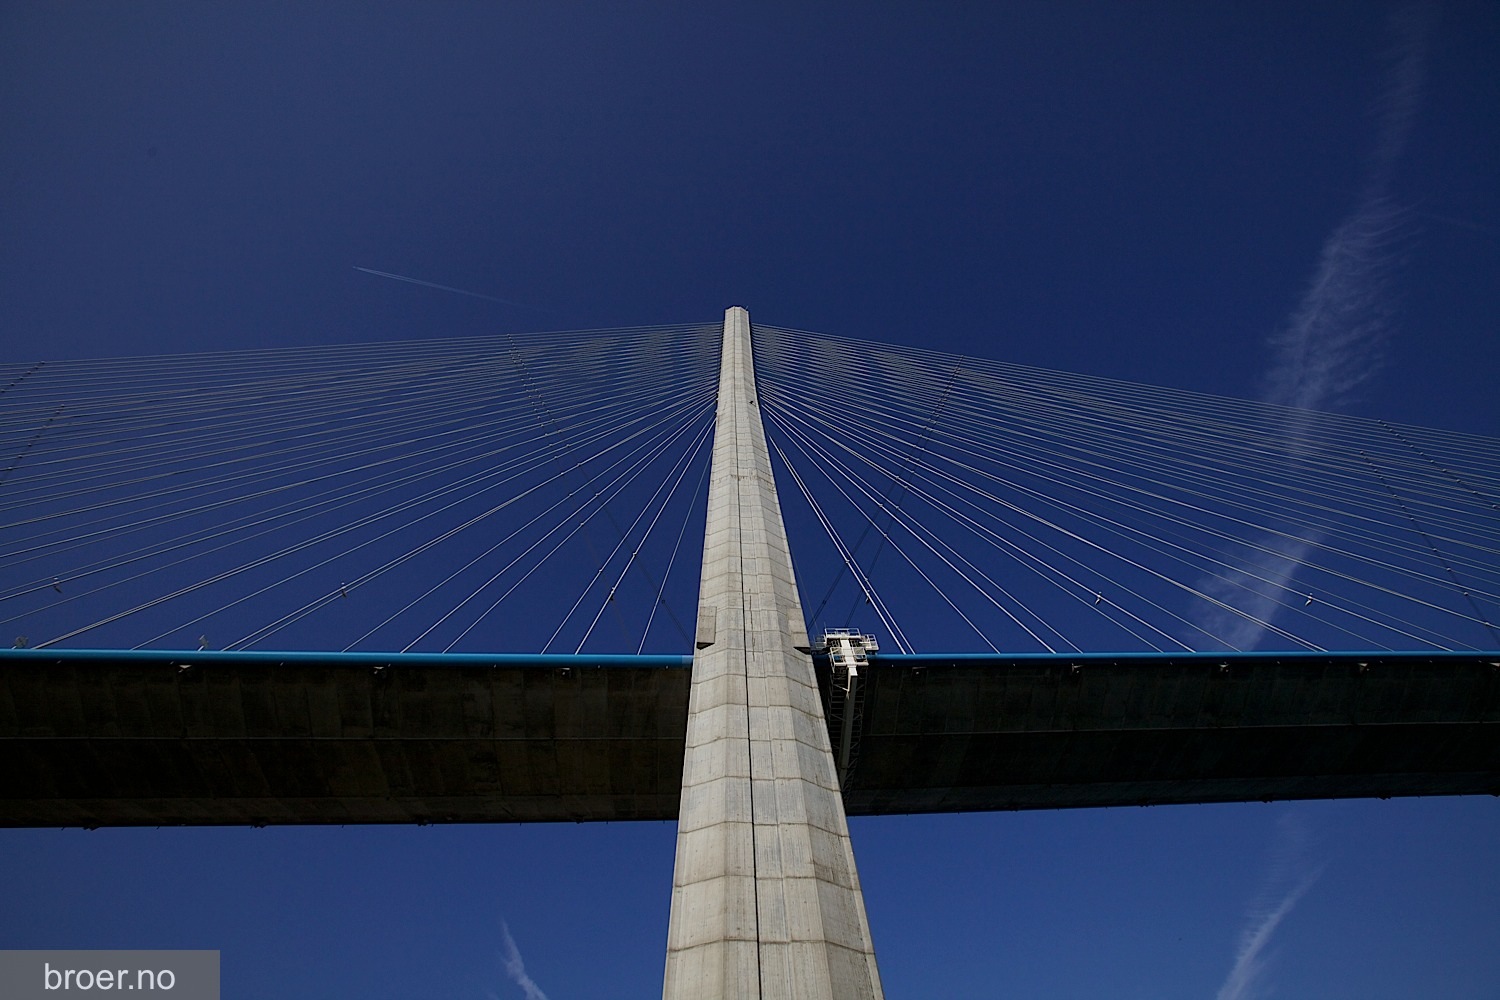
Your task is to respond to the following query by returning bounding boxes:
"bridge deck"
[2,649,1496,826]
[844,651,1500,812]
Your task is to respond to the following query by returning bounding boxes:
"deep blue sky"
[2,3,1498,998]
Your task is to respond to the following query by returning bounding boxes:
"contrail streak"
[1260,4,1428,418]
[486,923,550,1000]
[1198,7,1430,649]
[1215,875,1319,1000]
[1214,813,1322,1000]
[353,266,541,310]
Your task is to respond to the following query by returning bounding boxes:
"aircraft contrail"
[1215,813,1322,1000]
[353,266,542,311]
[1198,7,1430,650]
[498,923,550,1000]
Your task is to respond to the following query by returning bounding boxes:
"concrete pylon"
[663,307,884,999]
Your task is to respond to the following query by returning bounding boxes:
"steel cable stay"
[770,374,1500,617]
[373,332,714,653]
[1377,421,1500,478]
[565,411,717,654]
[437,407,715,654]
[0,393,570,557]
[0,362,47,406]
[769,405,1186,653]
[767,435,913,653]
[772,410,1039,653]
[311,394,714,652]
[0,367,717,602]
[0,322,718,402]
[846,398,1500,530]
[762,359,1452,539]
[0,352,717,547]
[0,382,718,625]
[930,458,1482,644]
[773,398,1443,652]
[774,361,1500,560]
[758,328,1500,500]
[762,347,1488,653]
[921,392,1500,607]
[793,427,1314,654]
[775,384,1500,608]
[0,334,529,386]
[0,399,65,452]
[935,379,1499,535]
[5,326,1482,515]
[238,395,716,653]
[0,334,711,508]
[17,341,717,650]
[637,441,715,655]
[0,376,710,598]
[771,411,1052,651]
[0,331,714,539]
[358,396,712,653]
[767,403,1194,653]
[0,349,548,464]
[168,386,716,652]
[763,352,1500,595]
[1,386,590,539]
[8,319,1495,654]
[805,362,960,638]
[500,329,719,651]
[758,323,1500,461]
[30,453,543,649]
[1361,450,1500,647]
[762,332,1230,644]
[762,335,1464,653]
[0,322,712,434]
[775,384,1486,650]
[931,376,1486,506]
[0,365,549,497]
[1378,419,1500,522]
[0,345,532,439]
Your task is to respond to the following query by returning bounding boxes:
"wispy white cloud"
[1203,536,1321,653]
[1261,0,1427,414]
[1260,196,1405,417]
[1214,812,1323,1000]
[486,923,551,1000]
[1199,8,1431,649]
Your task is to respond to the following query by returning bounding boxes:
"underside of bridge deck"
[2,648,1496,827]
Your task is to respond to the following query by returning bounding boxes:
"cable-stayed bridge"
[3,308,1497,998]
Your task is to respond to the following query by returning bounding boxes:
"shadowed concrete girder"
[0,650,1496,826]
[0,650,692,825]
[833,652,1500,813]
[663,308,883,1000]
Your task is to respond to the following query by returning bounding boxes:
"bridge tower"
[663,307,884,999]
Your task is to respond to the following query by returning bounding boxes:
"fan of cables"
[3,321,1496,655]
[754,325,1500,655]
